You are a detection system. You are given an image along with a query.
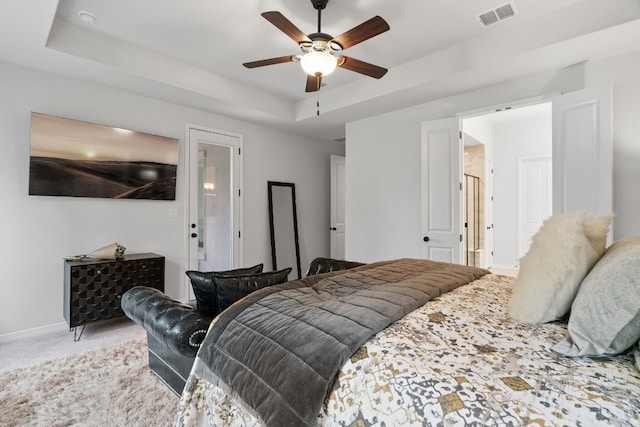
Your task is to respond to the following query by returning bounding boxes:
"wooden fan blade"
[305,74,322,92]
[243,55,295,68]
[331,16,389,50]
[262,11,311,44]
[337,56,388,79]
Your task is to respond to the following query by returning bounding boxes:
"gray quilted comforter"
[190,258,489,427]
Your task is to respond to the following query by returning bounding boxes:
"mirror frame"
[267,181,302,280]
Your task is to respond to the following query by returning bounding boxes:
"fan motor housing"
[307,32,333,41]
[311,0,329,10]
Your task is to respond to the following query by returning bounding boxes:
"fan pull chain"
[316,72,322,116]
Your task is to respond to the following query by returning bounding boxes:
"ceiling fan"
[243,0,390,93]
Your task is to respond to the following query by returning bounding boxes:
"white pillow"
[509,212,611,324]
[553,237,640,356]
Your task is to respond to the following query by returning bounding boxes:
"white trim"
[0,322,67,343]
[490,263,520,269]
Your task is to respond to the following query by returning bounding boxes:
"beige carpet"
[0,339,178,427]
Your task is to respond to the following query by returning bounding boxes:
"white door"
[187,126,243,299]
[330,155,346,259]
[421,118,463,263]
[552,85,613,223]
[518,157,552,259]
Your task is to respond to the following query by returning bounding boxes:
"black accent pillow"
[213,268,292,313]
[185,264,263,317]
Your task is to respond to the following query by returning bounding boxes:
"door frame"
[484,157,494,268]
[184,123,243,300]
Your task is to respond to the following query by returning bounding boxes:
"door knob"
[423,236,430,242]
[330,227,337,231]
[191,233,197,238]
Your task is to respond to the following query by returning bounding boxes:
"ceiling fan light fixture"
[300,51,337,76]
[299,41,313,51]
[329,41,343,52]
[246,5,389,92]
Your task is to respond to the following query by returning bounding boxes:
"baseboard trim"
[490,263,519,269]
[0,322,67,343]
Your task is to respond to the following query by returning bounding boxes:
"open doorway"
[462,102,552,269]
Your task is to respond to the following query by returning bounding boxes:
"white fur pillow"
[509,212,612,324]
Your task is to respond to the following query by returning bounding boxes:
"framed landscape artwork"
[29,112,179,200]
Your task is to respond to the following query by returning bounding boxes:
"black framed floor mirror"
[267,181,302,280]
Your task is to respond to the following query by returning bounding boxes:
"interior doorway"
[461,138,488,267]
[462,102,552,269]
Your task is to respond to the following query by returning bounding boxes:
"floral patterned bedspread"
[175,274,640,427]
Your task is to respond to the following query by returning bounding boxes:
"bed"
[174,239,640,426]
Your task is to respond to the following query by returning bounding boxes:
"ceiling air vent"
[478,2,518,27]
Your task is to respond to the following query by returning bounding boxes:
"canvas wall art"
[29,112,179,200]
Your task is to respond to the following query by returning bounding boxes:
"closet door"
[552,85,613,232]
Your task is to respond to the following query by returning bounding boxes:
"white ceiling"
[463,102,552,146]
[1,0,640,141]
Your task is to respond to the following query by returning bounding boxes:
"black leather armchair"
[306,257,365,275]
[121,257,364,395]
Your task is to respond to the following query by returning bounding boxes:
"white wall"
[492,115,552,267]
[345,112,424,262]
[0,60,344,337]
[464,119,494,149]
[346,50,640,262]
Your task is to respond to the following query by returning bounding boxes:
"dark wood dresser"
[64,253,164,339]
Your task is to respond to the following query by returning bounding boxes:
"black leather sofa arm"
[306,257,365,276]
[121,286,212,358]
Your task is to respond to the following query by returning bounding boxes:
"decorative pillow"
[185,264,263,317]
[509,212,611,324]
[213,268,292,313]
[553,237,640,357]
